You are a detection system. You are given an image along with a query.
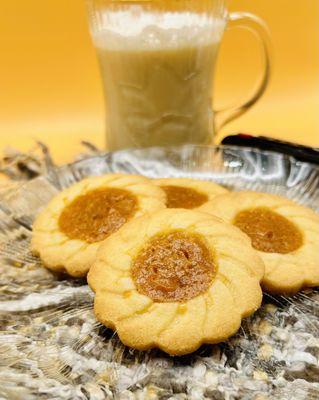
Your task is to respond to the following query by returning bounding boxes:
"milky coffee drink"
[93,11,225,149]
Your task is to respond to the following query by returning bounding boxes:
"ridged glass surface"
[0,145,318,399]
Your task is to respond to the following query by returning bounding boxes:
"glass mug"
[86,0,271,151]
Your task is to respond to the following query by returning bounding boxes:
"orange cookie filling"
[131,231,215,302]
[161,185,208,209]
[233,207,303,254]
[59,188,138,243]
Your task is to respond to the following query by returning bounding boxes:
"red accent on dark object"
[238,134,253,139]
[221,134,319,165]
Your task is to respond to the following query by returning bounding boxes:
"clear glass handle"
[214,12,271,133]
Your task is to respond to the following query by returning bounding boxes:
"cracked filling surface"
[131,231,215,302]
[161,185,208,209]
[59,188,138,243]
[233,207,303,254]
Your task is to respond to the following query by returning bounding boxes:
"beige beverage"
[93,11,225,150]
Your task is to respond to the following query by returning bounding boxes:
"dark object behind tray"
[222,134,319,165]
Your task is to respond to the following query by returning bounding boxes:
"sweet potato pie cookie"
[31,174,166,277]
[201,191,319,294]
[88,209,264,355]
[154,177,228,210]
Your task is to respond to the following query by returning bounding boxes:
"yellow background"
[0,0,318,163]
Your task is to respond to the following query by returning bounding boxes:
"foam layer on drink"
[93,11,226,50]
